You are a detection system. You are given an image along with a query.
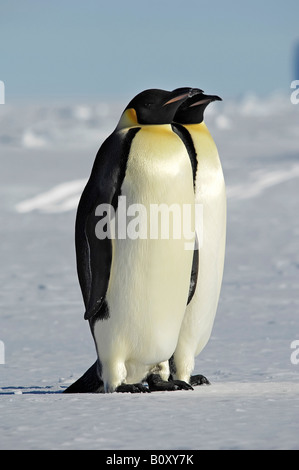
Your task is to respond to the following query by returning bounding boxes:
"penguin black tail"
[63,360,104,393]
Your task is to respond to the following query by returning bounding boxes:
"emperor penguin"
[64,88,201,394]
[169,93,226,386]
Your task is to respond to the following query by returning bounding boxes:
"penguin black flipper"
[63,360,103,393]
[187,234,199,305]
[75,127,141,321]
[75,182,111,320]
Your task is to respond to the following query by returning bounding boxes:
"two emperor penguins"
[64,87,226,394]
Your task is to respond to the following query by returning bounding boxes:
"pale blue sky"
[1,0,299,102]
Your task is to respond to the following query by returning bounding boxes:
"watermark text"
[290,80,299,104]
[290,340,299,365]
[106,453,194,466]
[94,196,203,250]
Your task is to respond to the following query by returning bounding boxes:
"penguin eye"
[144,102,153,109]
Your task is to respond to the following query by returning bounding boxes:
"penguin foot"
[190,374,211,386]
[171,379,194,391]
[147,374,193,392]
[115,383,150,393]
[147,374,177,391]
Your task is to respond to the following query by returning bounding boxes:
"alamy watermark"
[290,80,299,104]
[94,196,203,250]
[0,340,4,364]
[290,340,299,365]
[0,81,5,104]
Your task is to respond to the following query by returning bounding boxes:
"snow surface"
[0,92,299,450]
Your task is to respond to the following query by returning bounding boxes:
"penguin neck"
[116,108,173,133]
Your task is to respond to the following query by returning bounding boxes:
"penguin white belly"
[93,126,195,390]
[173,123,226,381]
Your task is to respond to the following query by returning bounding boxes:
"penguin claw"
[170,379,194,391]
[190,374,211,386]
[116,383,151,393]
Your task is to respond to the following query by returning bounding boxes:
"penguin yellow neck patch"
[117,108,139,129]
[185,122,207,133]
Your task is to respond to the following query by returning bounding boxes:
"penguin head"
[117,88,202,129]
[174,93,222,125]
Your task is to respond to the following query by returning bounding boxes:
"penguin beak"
[163,92,191,107]
[189,95,222,107]
[163,87,204,107]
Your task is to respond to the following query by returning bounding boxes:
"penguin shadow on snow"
[0,386,64,395]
